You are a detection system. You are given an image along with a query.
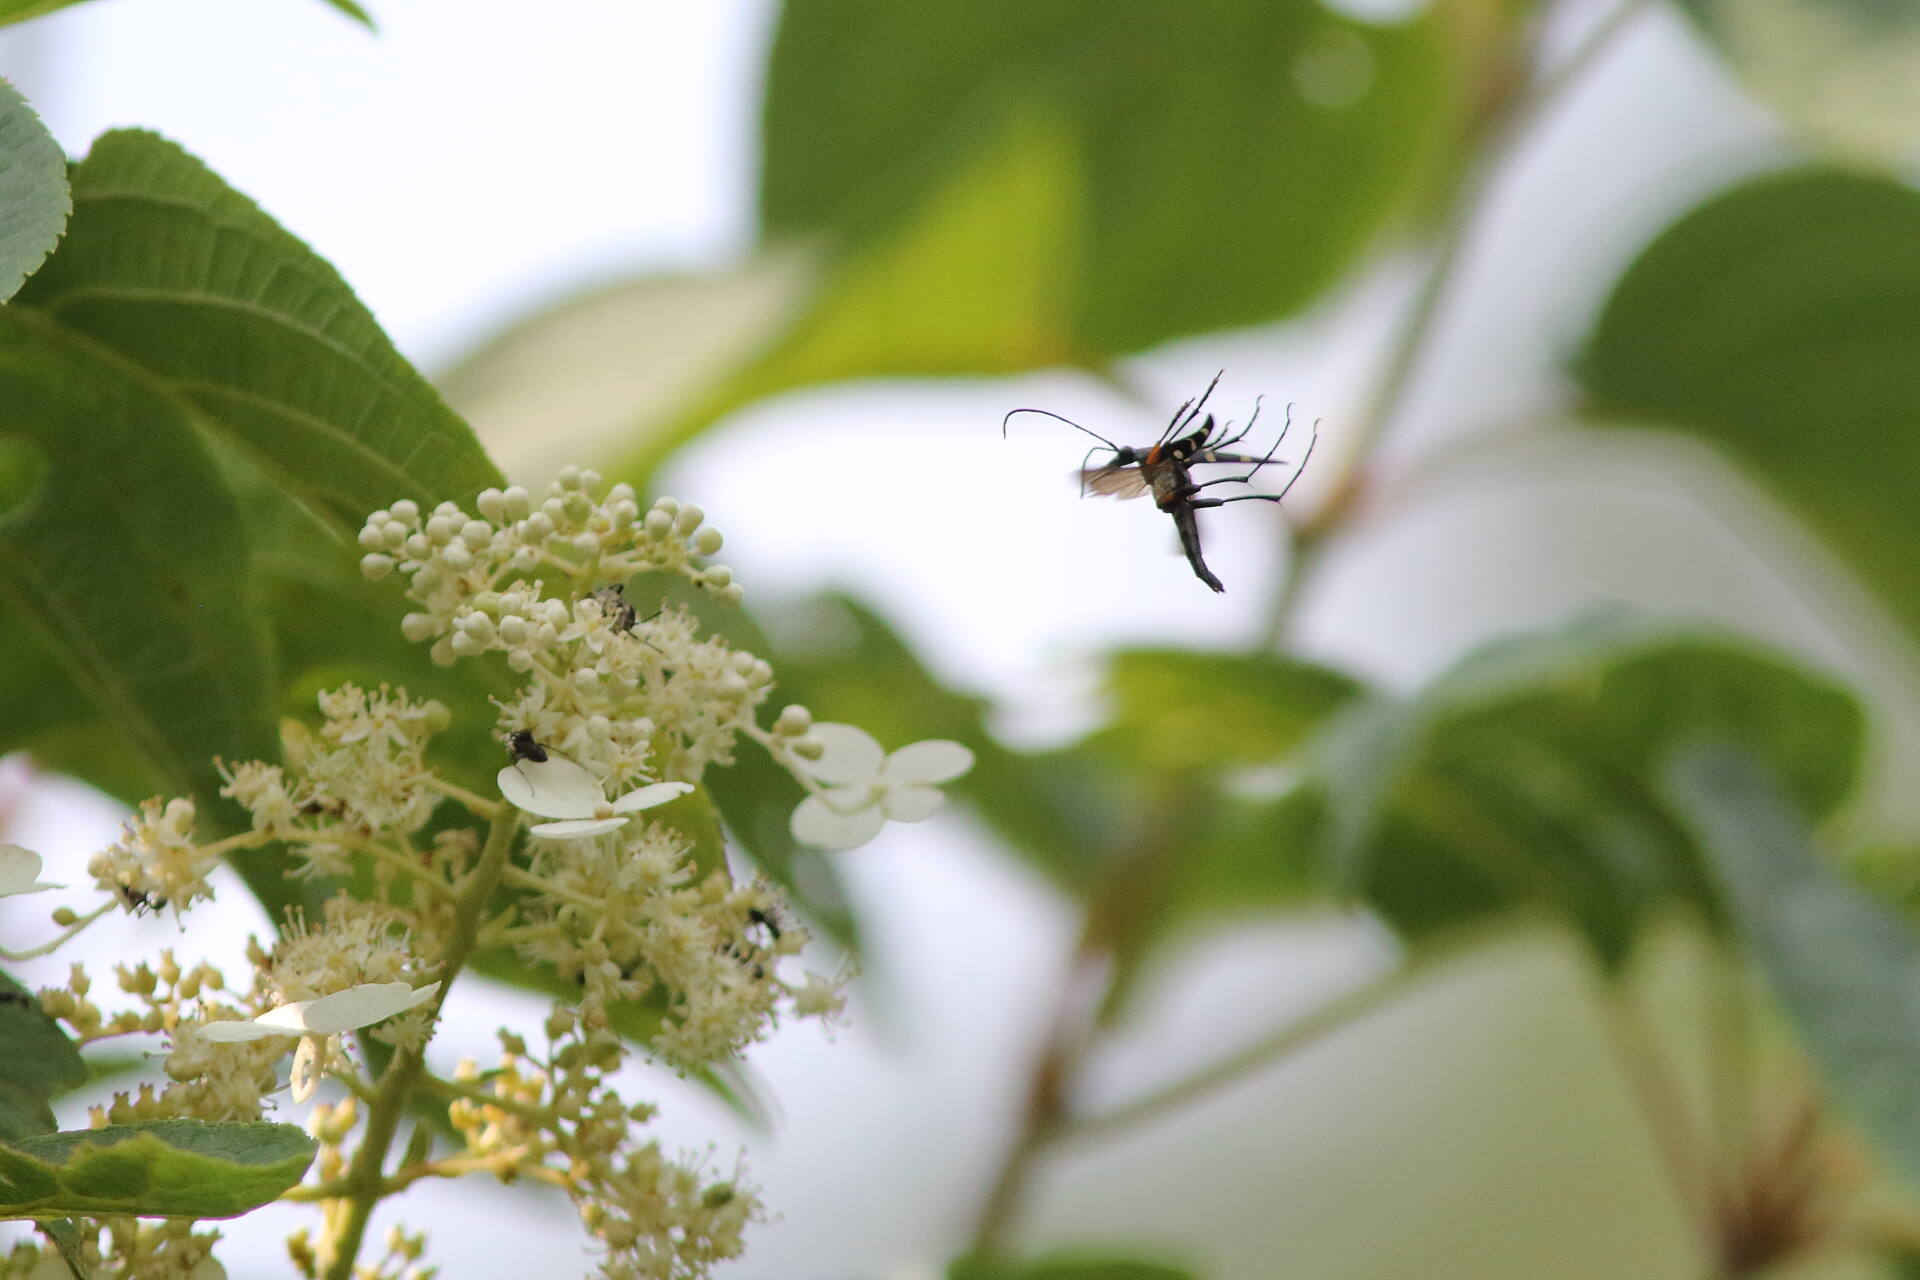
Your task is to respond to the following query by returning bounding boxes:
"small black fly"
[117,885,165,915]
[590,585,639,633]
[1003,372,1315,593]
[507,729,549,764]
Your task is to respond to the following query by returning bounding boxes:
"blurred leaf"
[1578,168,1920,657]
[0,1119,314,1219]
[1314,617,1864,964]
[14,130,500,533]
[1095,648,1362,772]
[439,260,814,485]
[320,0,374,26]
[1678,0,1920,162]
[594,0,1463,480]
[0,309,277,808]
[949,1253,1195,1280]
[0,1,88,25]
[1666,744,1920,1188]
[0,972,83,1142]
[0,79,69,301]
[762,0,1461,352]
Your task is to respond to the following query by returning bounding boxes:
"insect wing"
[1079,464,1151,499]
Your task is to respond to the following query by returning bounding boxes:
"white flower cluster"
[87,796,211,914]
[358,470,770,789]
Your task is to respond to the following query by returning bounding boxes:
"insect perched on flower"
[1003,372,1315,592]
[506,728,549,764]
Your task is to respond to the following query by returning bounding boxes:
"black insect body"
[507,730,549,764]
[591,585,639,633]
[1004,374,1315,593]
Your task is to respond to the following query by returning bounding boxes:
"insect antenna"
[1002,406,1125,454]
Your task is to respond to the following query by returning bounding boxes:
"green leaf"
[0,309,278,805]
[762,0,1461,353]
[1677,0,1920,162]
[601,0,1462,479]
[438,260,814,483]
[948,1253,1195,1280]
[1095,648,1362,772]
[1666,744,1920,1188]
[1576,167,1920,657]
[0,1,89,27]
[0,972,84,1143]
[0,1119,314,1219]
[320,0,375,26]
[1313,617,1865,963]
[0,79,69,301]
[14,130,500,533]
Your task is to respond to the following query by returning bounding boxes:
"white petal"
[298,981,441,1035]
[289,1036,319,1104]
[496,756,605,820]
[789,794,887,850]
[881,740,975,785]
[795,723,885,784]
[530,816,628,839]
[611,781,694,814]
[0,844,62,897]
[196,1017,294,1043]
[881,784,945,823]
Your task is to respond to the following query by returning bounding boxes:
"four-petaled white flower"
[0,845,62,897]
[497,755,693,838]
[789,724,973,851]
[197,981,441,1102]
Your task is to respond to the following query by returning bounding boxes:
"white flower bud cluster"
[497,603,776,789]
[449,1017,758,1280]
[357,472,741,669]
[513,819,832,1068]
[218,686,450,851]
[87,796,211,914]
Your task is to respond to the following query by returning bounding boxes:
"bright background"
[3,2,1918,1277]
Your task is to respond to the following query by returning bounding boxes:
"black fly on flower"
[1002,372,1316,592]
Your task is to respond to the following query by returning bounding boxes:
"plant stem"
[1256,0,1654,648]
[1056,952,1431,1147]
[1596,982,1706,1236]
[318,807,521,1280]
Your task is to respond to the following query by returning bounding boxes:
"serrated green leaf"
[1666,744,1920,1189]
[1677,0,1920,162]
[0,79,69,301]
[14,129,500,533]
[0,1119,314,1219]
[1577,168,1920,659]
[1314,618,1864,963]
[0,308,277,806]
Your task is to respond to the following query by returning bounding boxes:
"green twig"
[319,807,521,1280]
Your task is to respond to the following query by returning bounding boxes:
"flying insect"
[1003,373,1315,592]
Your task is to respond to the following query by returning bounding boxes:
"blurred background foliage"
[6,0,1920,1277]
